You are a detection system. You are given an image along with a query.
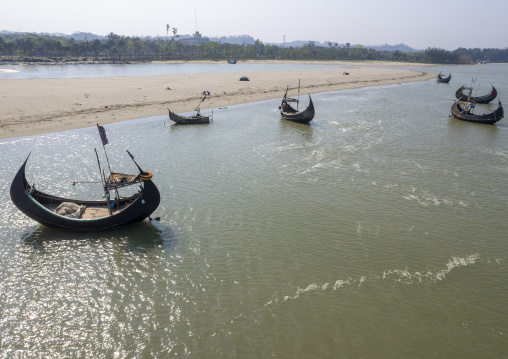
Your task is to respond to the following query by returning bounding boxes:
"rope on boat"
[72,181,102,186]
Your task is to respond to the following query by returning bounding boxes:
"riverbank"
[0,62,436,139]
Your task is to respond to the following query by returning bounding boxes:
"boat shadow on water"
[19,219,178,251]
[279,117,316,141]
[446,115,503,143]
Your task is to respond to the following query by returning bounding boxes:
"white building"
[178,31,209,45]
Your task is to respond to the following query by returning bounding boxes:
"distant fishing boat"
[10,126,160,231]
[168,91,212,124]
[437,72,451,83]
[279,81,315,124]
[227,59,237,64]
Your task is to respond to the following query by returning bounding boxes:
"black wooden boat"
[10,151,160,232]
[11,124,160,231]
[279,87,315,124]
[455,85,497,104]
[168,91,211,124]
[10,154,160,231]
[437,72,451,83]
[227,59,237,64]
[450,100,504,124]
[168,109,210,124]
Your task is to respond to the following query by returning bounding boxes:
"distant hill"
[209,35,256,45]
[267,40,419,53]
[365,43,420,53]
[0,30,107,41]
[63,32,106,41]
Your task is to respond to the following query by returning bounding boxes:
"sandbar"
[0,61,436,139]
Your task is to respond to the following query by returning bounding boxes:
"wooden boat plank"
[43,203,118,220]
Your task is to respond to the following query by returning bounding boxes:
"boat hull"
[450,101,504,125]
[10,156,161,231]
[168,109,210,124]
[280,94,315,124]
[437,72,451,83]
[455,85,497,104]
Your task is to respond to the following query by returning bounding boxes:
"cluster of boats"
[450,85,503,125]
[11,82,316,233]
[168,72,506,128]
[11,73,504,232]
[167,81,316,126]
[440,73,504,125]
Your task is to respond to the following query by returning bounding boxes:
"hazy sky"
[2,0,507,50]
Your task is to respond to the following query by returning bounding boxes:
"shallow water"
[0,62,345,79]
[0,64,507,358]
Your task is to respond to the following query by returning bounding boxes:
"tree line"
[1,33,508,64]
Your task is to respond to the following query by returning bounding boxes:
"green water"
[1,64,507,358]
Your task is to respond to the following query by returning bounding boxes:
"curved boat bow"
[437,72,452,83]
[280,88,315,124]
[455,85,497,104]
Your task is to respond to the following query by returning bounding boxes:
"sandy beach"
[0,61,436,139]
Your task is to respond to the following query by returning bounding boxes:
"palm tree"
[166,24,170,41]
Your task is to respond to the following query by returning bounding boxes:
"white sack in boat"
[55,202,85,218]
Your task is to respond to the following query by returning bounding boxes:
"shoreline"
[0,61,437,140]
[0,58,437,67]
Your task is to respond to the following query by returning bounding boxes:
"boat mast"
[94,148,113,215]
[195,97,202,115]
[297,79,300,111]
[195,91,209,115]
[96,124,120,207]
